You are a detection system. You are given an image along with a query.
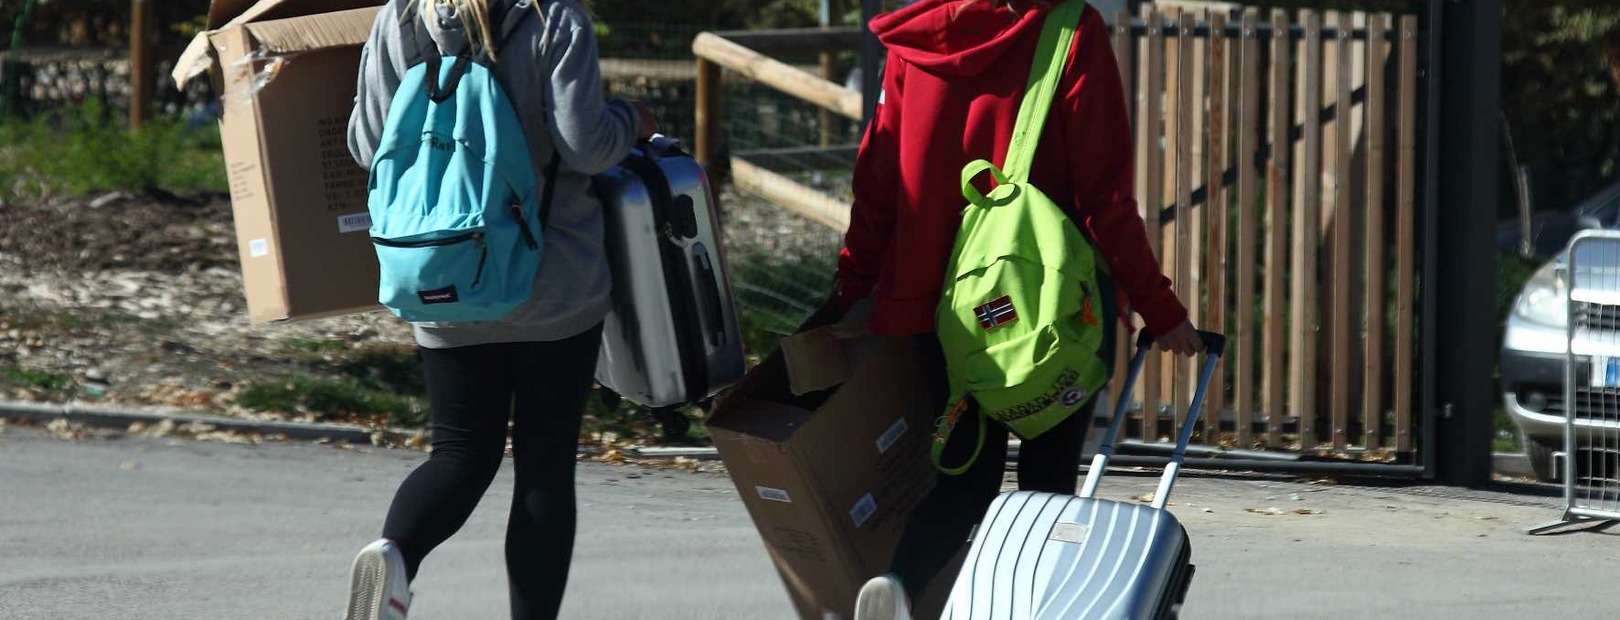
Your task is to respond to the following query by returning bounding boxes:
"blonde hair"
[412,0,550,63]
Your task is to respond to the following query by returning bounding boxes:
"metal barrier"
[1531,230,1620,534]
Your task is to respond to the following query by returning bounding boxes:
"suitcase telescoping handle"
[1078,329,1226,510]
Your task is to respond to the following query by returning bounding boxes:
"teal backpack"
[366,4,559,322]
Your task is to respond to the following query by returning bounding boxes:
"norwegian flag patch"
[975,295,1019,331]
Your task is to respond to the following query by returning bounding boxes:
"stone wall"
[2,49,215,122]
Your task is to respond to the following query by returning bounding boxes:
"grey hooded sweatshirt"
[348,0,639,348]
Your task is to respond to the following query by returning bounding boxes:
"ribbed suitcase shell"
[592,136,745,408]
[940,492,1192,620]
[940,331,1222,620]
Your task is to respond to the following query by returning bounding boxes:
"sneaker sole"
[854,583,904,620]
[345,547,388,620]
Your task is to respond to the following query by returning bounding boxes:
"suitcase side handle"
[1078,329,1226,508]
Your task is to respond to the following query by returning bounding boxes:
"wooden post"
[694,58,722,170]
[1139,7,1165,441]
[819,0,843,147]
[1112,8,1135,414]
[1204,11,1229,442]
[1330,11,1354,452]
[1235,9,1260,448]
[1291,10,1322,450]
[1174,11,1195,430]
[1263,9,1291,448]
[1394,15,1419,454]
[1159,8,1185,420]
[1363,13,1391,450]
[129,0,153,129]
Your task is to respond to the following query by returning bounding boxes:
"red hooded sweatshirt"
[831,0,1188,337]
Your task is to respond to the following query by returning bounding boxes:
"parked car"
[1501,257,1571,481]
[1496,180,1620,260]
[1502,190,1620,482]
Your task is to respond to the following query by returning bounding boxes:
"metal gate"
[693,2,1443,478]
[1532,231,1620,534]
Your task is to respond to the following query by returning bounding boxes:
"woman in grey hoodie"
[343,1,652,619]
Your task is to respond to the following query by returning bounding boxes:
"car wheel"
[1526,437,1559,483]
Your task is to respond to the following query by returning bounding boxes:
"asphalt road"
[4,426,1619,620]
[0,428,789,620]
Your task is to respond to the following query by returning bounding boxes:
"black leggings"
[381,325,602,620]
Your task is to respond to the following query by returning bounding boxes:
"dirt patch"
[0,192,237,274]
[0,186,822,441]
[0,192,418,425]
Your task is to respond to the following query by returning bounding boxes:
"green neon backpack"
[933,0,1110,474]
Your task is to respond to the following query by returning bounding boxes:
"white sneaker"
[854,574,911,620]
[344,539,412,620]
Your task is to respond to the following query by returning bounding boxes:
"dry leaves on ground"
[124,419,286,445]
[1245,506,1324,516]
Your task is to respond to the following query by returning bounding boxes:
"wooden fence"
[1110,7,1421,460]
[694,4,1427,463]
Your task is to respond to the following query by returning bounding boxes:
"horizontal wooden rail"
[692,32,863,121]
[730,157,851,231]
[600,58,821,82]
[1121,18,1393,40]
[732,144,860,173]
[708,27,865,54]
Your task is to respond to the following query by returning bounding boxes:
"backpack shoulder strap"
[1000,0,1085,184]
[397,1,440,62]
[481,1,541,63]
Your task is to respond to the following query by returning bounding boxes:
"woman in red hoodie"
[802,1,1203,617]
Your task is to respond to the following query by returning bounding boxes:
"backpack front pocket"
[373,229,510,321]
[961,321,1109,440]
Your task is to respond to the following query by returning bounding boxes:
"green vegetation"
[0,101,227,202]
[0,364,74,395]
[282,339,352,355]
[237,376,427,428]
[729,246,838,359]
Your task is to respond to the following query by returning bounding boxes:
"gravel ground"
[0,185,843,427]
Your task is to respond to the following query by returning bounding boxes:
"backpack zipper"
[371,231,481,248]
[471,234,488,287]
[510,204,539,250]
[371,232,488,287]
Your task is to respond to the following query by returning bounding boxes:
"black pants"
[889,286,1116,601]
[381,325,602,620]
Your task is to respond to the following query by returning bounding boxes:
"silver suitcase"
[592,135,746,411]
[941,331,1226,620]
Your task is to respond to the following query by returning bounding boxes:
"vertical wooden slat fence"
[1106,5,1422,459]
[1234,8,1260,450]
[1263,8,1292,450]
[691,3,1428,464]
[1204,11,1229,441]
[1330,10,1355,451]
[1294,10,1323,449]
[1137,5,1166,441]
[1174,11,1197,432]
[1363,13,1389,451]
[1395,15,1420,454]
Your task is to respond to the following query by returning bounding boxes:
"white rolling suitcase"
[941,330,1226,620]
[592,136,746,434]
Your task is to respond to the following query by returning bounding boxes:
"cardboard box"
[173,0,386,323]
[708,330,961,620]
